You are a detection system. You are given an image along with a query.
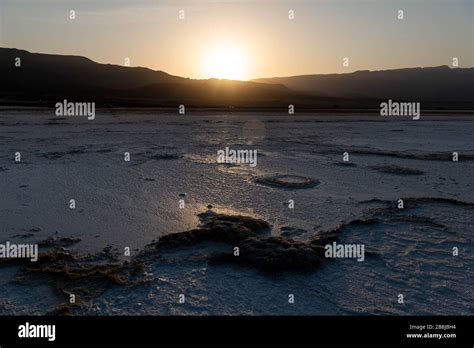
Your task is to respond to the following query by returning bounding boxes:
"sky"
[1,0,473,80]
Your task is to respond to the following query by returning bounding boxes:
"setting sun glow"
[203,45,248,80]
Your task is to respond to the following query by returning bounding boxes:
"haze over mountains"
[1,48,473,110]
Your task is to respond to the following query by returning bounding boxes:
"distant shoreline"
[0,105,474,123]
[1,105,473,116]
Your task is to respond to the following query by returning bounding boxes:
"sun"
[203,45,248,80]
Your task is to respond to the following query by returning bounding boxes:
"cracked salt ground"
[1,201,472,315]
[85,199,474,315]
[327,200,474,315]
[0,110,473,314]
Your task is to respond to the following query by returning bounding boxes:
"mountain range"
[1,48,473,110]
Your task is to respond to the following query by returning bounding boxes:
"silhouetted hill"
[1,48,472,110]
[1,48,312,108]
[124,79,310,107]
[0,48,186,90]
[253,67,474,103]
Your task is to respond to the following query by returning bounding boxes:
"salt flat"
[0,109,473,315]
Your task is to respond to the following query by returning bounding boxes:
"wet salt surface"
[0,109,473,315]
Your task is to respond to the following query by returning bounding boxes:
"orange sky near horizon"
[1,0,473,80]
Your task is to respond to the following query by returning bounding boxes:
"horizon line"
[2,46,473,82]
